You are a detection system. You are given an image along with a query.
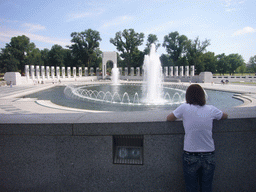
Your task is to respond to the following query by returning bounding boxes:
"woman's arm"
[221,112,228,119]
[166,113,177,121]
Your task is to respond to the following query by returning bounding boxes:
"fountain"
[142,44,164,104]
[111,63,119,85]
[22,43,243,111]
[63,43,186,110]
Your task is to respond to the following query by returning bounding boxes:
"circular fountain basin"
[23,83,243,112]
[64,84,186,105]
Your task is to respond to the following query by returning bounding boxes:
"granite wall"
[1,118,256,191]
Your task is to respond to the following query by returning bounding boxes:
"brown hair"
[185,84,206,106]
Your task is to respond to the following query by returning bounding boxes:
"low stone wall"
[4,72,100,85]
[120,75,200,83]
[0,81,7,86]
[20,76,99,84]
[1,118,255,191]
[213,75,256,83]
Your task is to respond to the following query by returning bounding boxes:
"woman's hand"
[167,113,177,121]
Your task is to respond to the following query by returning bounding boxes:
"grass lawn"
[231,81,256,85]
[0,73,4,81]
[213,73,255,76]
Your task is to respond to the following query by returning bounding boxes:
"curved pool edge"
[1,81,256,124]
[35,100,111,113]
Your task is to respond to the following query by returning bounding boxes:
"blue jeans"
[183,151,215,192]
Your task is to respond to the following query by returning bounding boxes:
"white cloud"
[0,29,70,47]
[22,23,46,32]
[232,27,256,36]
[221,0,246,11]
[0,19,70,47]
[0,18,19,23]
[238,0,246,4]
[67,8,105,21]
[68,12,94,20]
[224,0,232,7]
[226,8,236,12]
[145,21,174,34]
[102,16,133,28]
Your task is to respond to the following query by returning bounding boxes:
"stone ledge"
[1,118,255,136]
[0,123,73,136]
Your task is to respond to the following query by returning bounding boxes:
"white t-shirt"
[173,103,223,152]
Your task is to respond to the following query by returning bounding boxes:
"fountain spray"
[142,44,164,104]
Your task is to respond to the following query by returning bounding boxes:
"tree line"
[1,28,255,75]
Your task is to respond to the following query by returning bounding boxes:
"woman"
[167,84,228,192]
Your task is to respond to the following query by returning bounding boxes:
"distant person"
[167,84,228,192]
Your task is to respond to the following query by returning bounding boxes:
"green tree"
[69,29,102,68]
[48,44,66,67]
[162,31,188,65]
[110,29,144,68]
[40,48,50,66]
[216,53,228,75]
[144,34,161,55]
[160,54,173,67]
[0,35,35,73]
[116,53,126,69]
[133,48,145,68]
[247,55,256,73]
[186,37,211,74]
[176,56,189,67]
[236,63,247,75]
[226,53,244,75]
[89,48,102,69]
[63,48,74,68]
[202,52,217,73]
[0,47,19,73]
[26,48,43,66]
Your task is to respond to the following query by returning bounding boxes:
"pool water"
[23,85,243,112]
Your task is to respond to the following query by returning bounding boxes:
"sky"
[0,0,255,63]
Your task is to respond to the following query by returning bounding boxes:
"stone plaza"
[1,53,256,191]
[1,78,256,191]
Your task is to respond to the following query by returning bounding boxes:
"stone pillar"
[51,66,55,79]
[36,65,40,80]
[119,67,122,76]
[41,66,45,80]
[25,65,29,79]
[130,67,134,76]
[179,66,183,76]
[90,67,94,76]
[199,72,212,83]
[174,66,178,76]
[190,65,195,76]
[124,67,128,76]
[84,67,88,76]
[185,66,189,76]
[164,67,168,77]
[62,67,65,79]
[79,67,82,77]
[169,66,173,77]
[136,67,140,76]
[67,67,71,78]
[30,65,35,80]
[56,67,60,79]
[73,67,76,78]
[46,66,50,79]
[96,67,100,76]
